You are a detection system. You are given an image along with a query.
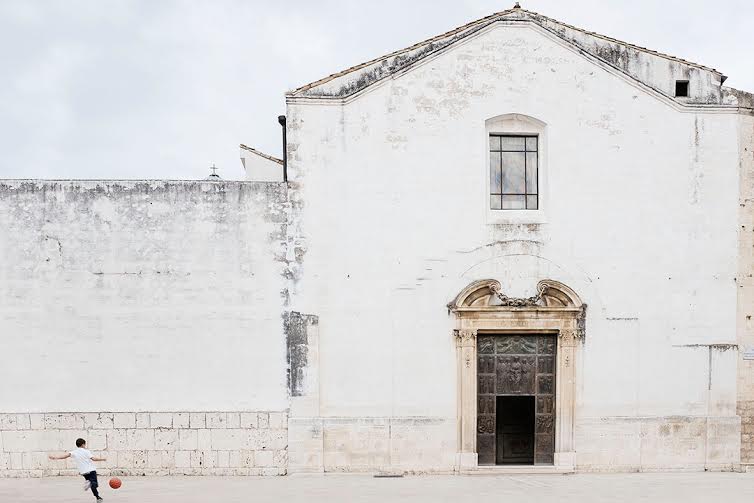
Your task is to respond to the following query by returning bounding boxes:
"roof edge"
[287,8,723,99]
[0,178,282,184]
[530,11,720,75]
[286,8,517,97]
[240,144,283,165]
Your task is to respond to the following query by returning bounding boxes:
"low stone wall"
[575,415,741,472]
[0,412,288,477]
[288,416,457,473]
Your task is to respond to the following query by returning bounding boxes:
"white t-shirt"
[69,448,96,474]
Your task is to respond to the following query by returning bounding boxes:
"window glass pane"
[526,195,538,210]
[490,152,502,194]
[526,137,538,151]
[502,195,526,209]
[526,152,538,194]
[489,135,501,151]
[490,195,502,210]
[500,136,525,151]
[501,152,525,194]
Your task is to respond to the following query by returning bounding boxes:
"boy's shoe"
[97,498,104,501]
[83,480,91,491]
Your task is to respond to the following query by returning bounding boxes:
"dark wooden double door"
[477,334,556,465]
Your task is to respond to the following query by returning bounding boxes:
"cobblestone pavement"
[1,472,753,503]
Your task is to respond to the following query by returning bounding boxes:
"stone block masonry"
[0,412,288,477]
[739,401,754,464]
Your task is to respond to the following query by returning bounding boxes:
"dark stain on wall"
[284,311,318,397]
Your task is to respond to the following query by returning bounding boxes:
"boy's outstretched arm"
[92,456,106,462]
[48,453,71,460]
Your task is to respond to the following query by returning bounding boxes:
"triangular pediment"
[287,7,725,104]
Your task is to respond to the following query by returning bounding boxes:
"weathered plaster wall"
[286,22,743,472]
[737,112,754,466]
[0,180,290,476]
[538,16,724,104]
[240,146,283,182]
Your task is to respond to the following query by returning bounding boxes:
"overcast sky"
[1,0,752,180]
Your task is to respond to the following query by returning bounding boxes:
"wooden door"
[477,334,556,465]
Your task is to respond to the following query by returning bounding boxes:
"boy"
[49,438,106,501]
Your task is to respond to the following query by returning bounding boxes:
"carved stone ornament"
[454,329,477,343]
[490,282,547,307]
[447,279,584,311]
[558,329,585,342]
[558,328,585,348]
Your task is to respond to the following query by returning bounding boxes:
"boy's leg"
[85,472,101,500]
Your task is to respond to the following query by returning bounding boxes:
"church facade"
[1,7,753,476]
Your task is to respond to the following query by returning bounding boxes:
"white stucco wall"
[0,180,292,476]
[0,180,289,413]
[285,22,745,472]
[737,111,754,465]
[241,147,283,182]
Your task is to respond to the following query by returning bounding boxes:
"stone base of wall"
[288,416,457,474]
[575,415,741,472]
[0,411,287,478]
[290,415,743,474]
[737,401,754,463]
[2,412,744,475]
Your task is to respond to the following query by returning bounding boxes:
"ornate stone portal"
[448,279,585,471]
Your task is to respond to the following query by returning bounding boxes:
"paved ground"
[1,472,753,503]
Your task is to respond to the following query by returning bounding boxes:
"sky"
[1,0,752,180]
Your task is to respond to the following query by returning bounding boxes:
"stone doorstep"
[373,469,405,478]
[462,465,575,475]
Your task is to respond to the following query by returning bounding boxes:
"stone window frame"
[448,278,585,472]
[485,114,548,225]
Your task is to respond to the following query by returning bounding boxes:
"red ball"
[109,477,122,489]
